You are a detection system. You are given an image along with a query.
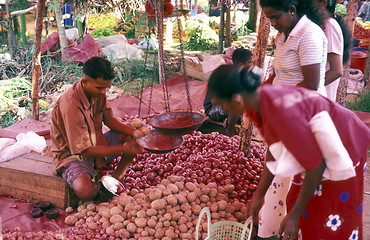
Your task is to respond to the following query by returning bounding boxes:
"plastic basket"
[195,207,253,240]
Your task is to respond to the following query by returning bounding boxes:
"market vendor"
[208,64,370,240]
[203,48,253,136]
[51,57,144,201]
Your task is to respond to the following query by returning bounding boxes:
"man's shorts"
[62,130,121,186]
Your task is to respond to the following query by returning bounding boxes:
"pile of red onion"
[103,131,266,203]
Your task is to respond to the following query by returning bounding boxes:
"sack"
[0,131,47,163]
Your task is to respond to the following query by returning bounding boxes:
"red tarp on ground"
[109,75,208,118]
[0,194,69,232]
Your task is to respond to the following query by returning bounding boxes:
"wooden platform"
[0,153,74,209]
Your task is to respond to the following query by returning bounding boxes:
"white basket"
[195,207,253,240]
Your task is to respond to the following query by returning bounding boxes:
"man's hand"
[121,139,143,157]
[132,129,144,138]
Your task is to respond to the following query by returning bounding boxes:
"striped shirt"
[273,15,328,96]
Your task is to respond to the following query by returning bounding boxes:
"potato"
[118,229,130,238]
[87,222,98,230]
[110,214,124,224]
[110,206,122,216]
[146,208,157,217]
[65,215,78,226]
[139,125,151,135]
[149,188,162,201]
[166,195,177,206]
[186,192,197,202]
[151,199,166,210]
[65,207,74,214]
[167,184,179,194]
[130,118,143,128]
[113,222,124,231]
[135,218,147,228]
[185,182,196,192]
[127,222,137,233]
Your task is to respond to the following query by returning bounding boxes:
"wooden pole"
[31,0,46,120]
[240,10,270,154]
[5,0,13,56]
[253,11,270,68]
[217,4,226,54]
[53,0,68,50]
[337,0,358,105]
[225,6,231,48]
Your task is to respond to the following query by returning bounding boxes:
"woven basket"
[195,207,253,240]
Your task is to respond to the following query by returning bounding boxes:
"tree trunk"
[5,0,14,56]
[253,11,270,68]
[32,0,46,120]
[53,0,68,50]
[337,0,358,105]
[217,4,226,54]
[225,6,231,48]
[240,10,270,154]
[20,14,27,45]
[247,0,257,32]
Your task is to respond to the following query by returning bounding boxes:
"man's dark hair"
[83,57,115,80]
[232,48,253,65]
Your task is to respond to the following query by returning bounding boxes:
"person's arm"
[297,64,320,90]
[278,159,326,240]
[262,72,275,85]
[325,53,343,86]
[105,117,142,138]
[225,115,238,137]
[247,150,275,223]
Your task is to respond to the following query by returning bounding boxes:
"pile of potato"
[65,175,249,239]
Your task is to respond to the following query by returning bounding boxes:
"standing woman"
[208,64,370,240]
[316,0,351,101]
[257,0,328,237]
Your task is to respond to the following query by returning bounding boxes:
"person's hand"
[246,194,264,224]
[278,211,300,240]
[132,129,144,138]
[121,139,143,157]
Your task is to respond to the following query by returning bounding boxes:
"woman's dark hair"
[260,0,327,28]
[83,57,115,80]
[207,65,261,100]
[325,0,351,64]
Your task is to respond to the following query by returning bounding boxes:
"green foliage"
[0,78,31,111]
[335,4,347,17]
[87,13,120,29]
[184,20,218,51]
[346,90,370,112]
[91,28,116,38]
[113,58,159,95]
[231,20,252,40]
[0,78,32,128]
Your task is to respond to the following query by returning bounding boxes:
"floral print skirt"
[286,156,366,240]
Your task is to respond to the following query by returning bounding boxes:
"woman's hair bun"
[240,66,262,92]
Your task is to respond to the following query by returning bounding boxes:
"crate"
[181,60,210,81]
[0,153,75,209]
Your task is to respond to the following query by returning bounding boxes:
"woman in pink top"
[208,64,370,240]
[316,0,351,102]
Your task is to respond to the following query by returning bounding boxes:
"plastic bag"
[0,131,47,163]
[136,36,158,50]
[0,138,16,152]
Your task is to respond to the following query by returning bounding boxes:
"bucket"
[359,39,370,48]
[353,39,360,47]
[350,51,367,72]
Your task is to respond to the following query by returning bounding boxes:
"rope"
[138,16,153,117]
[154,0,171,112]
[175,0,193,111]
